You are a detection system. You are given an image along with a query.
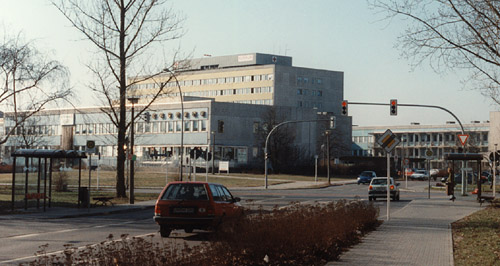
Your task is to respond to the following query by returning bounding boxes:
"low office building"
[352,120,490,170]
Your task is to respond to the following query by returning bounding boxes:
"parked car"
[154,181,243,237]
[410,170,429,180]
[368,177,400,201]
[357,171,377,185]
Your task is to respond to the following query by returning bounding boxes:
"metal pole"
[494,144,497,197]
[386,152,390,220]
[88,154,91,211]
[212,131,215,174]
[326,131,330,184]
[206,146,209,182]
[130,103,135,204]
[11,156,16,211]
[428,159,430,199]
[315,155,318,182]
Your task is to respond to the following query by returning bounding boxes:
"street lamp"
[325,130,330,184]
[127,97,139,204]
[163,68,184,181]
[211,131,215,174]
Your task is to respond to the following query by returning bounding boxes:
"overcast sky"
[0,0,494,127]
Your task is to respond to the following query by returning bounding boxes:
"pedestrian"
[446,167,456,201]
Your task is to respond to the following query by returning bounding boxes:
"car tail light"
[369,185,373,190]
[390,185,394,190]
[155,212,161,216]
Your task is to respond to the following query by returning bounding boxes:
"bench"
[93,196,114,207]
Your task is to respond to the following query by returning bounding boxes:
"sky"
[0,0,495,127]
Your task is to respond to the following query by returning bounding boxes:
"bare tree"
[52,0,185,198]
[11,115,48,149]
[371,0,500,102]
[256,107,301,174]
[0,33,71,146]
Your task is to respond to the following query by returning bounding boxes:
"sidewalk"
[327,194,482,266]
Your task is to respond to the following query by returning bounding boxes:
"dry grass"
[23,200,380,266]
[452,206,500,265]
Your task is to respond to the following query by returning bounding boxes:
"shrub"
[25,200,380,265]
[53,171,69,192]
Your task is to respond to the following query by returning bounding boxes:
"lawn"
[0,170,349,213]
[452,205,500,265]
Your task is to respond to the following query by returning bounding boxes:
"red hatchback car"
[154,181,243,237]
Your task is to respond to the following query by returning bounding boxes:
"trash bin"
[79,187,89,208]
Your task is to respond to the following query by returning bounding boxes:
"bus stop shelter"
[11,149,87,211]
[444,153,484,201]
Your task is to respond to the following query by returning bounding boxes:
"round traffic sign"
[425,149,433,158]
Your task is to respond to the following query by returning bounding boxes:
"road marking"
[0,230,159,264]
[6,219,149,239]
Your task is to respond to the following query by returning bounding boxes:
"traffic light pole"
[345,102,465,134]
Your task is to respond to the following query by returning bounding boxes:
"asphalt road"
[0,181,436,265]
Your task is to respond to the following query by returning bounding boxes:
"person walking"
[446,167,456,201]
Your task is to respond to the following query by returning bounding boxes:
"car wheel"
[160,225,172,237]
[396,194,400,201]
[184,228,194,233]
[369,196,372,201]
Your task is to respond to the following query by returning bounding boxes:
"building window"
[201,120,207,131]
[253,122,259,133]
[297,89,302,95]
[218,120,224,133]
[184,121,191,132]
[193,120,199,132]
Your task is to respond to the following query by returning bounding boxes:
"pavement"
[2,179,485,266]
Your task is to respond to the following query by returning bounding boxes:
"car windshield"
[161,184,209,200]
[371,179,392,185]
[360,172,373,177]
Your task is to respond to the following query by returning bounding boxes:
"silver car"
[368,177,400,201]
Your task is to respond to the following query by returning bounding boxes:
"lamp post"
[163,68,184,181]
[326,130,330,184]
[494,143,498,197]
[127,97,139,204]
[211,131,215,174]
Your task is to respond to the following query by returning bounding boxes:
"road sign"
[403,158,409,167]
[489,151,500,163]
[86,140,96,154]
[425,149,433,158]
[376,129,400,153]
[458,134,469,146]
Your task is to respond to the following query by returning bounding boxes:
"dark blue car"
[357,171,377,185]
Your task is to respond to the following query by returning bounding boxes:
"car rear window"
[161,184,209,200]
[371,179,392,185]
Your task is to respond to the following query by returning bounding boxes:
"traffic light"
[341,100,348,116]
[390,99,397,116]
[144,112,151,123]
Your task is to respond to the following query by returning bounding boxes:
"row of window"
[297,89,323,96]
[297,101,323,109]
[297,76,322,85]
[75,120,208,135]
[131,74,275,90]
[234,99,273,105]
[167,86,274,98]
[6,125,59,136]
